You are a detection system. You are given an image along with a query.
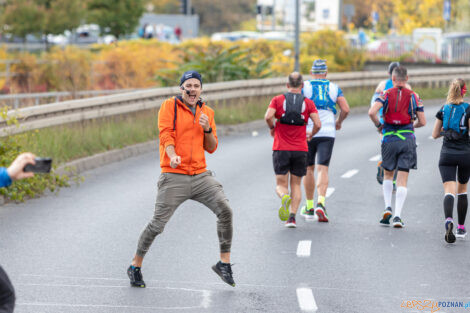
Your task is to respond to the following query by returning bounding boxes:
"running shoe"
[376,161,384,185]
[278,194,291,221]
[380,207,393,226]
[300,205,315,221]
[456,225,467,239]
[445,219,456,243]
[315,203,329,222]
[285,215,297,228]
[212,261,235,287]
[127,265,146,288]
[392,216,404,228]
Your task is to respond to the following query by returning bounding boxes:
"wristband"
[269,125,275,129]
[204,127,212,134]
[375,122,382,128]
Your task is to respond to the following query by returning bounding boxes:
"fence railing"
[0,88,137,109]
[2,67,470,136]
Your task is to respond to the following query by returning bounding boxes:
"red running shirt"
[269,94,318,151]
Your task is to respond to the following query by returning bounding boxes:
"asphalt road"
[1,99,469,313]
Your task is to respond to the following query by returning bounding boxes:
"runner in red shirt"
[265,72,321,228]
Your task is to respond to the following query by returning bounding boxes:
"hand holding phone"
[23,157,52,173]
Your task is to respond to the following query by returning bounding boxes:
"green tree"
[156,44,272,86]
[38,0,85,37]
[2,0,84,45]
[87,0,145,38]
[2,0,45,40]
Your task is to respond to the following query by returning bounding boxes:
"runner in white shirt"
[301,59,350,222]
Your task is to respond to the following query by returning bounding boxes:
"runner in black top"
[432,78,470,243]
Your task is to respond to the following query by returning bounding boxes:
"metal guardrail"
[0,88,137,108]
[2,67,470,136]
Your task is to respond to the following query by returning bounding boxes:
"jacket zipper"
[395,89,401,112]
[189,105,202,175]
[448,105,455,130]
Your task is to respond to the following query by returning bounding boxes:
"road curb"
[57,120,269,175]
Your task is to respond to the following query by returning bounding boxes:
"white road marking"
[341,169,359,179]
[17,302,201,310]
[17,282,211,309]
[369,154,381,162]
[296,241,312,257]
[296,288,318,311]
[201,290,212,308]
[326,187,335,198]
[252,131,259,137]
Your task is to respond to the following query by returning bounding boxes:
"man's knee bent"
[215,200,233,223]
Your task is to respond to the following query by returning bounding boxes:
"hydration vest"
[384,79,394,91]
[383,87,417,125]
[442,103,470,140]
[279,93,306,126]
[308,79,337,114]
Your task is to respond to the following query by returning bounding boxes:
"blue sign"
[323,9,329,19]
[372,11,379,23]
[444,0,451,21]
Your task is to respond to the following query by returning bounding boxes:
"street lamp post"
[294,0,300,72]
[272,0,276,31]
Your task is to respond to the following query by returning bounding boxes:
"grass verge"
[15,85,448,164]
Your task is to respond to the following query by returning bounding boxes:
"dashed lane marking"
[296,288,318,311]
[341,169,359,179]
[369,154,381,162]
[326,187,335,198]
[296,241,312,257]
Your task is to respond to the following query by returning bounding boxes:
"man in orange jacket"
[127,71,235,287]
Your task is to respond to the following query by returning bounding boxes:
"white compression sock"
[383,180,393,209]
[395,186,408,218]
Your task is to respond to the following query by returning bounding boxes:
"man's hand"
[270,127,275,137]
[199,113,210,132]
[307,131,313,141]
[335,120,342,130]
[7,152,36,181]
[377,125,384,133]
[170,155,181,168]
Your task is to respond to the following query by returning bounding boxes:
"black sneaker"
[212,261,235,287]
[380,207,393,225]
[392,216,404,228]
[376,161,384,185]
[445,220,456,243]
[127,265,146,288]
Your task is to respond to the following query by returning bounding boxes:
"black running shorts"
[0,266,15,313]
[272,150,308,177]
[439,152,470,183]
[307,137,335,166]
[381,138,417,171]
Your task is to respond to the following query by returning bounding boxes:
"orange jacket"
[158,96,218,175]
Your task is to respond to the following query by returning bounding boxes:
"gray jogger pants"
[136,171,233,257]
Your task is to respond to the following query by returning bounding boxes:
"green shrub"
[0,107,71,202]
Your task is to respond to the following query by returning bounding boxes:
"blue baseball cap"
[311,59,327,74]
[180,70,202,86]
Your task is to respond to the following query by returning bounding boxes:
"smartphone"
[24,157,52,173]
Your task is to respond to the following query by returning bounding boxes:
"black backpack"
[280,93,306,126]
